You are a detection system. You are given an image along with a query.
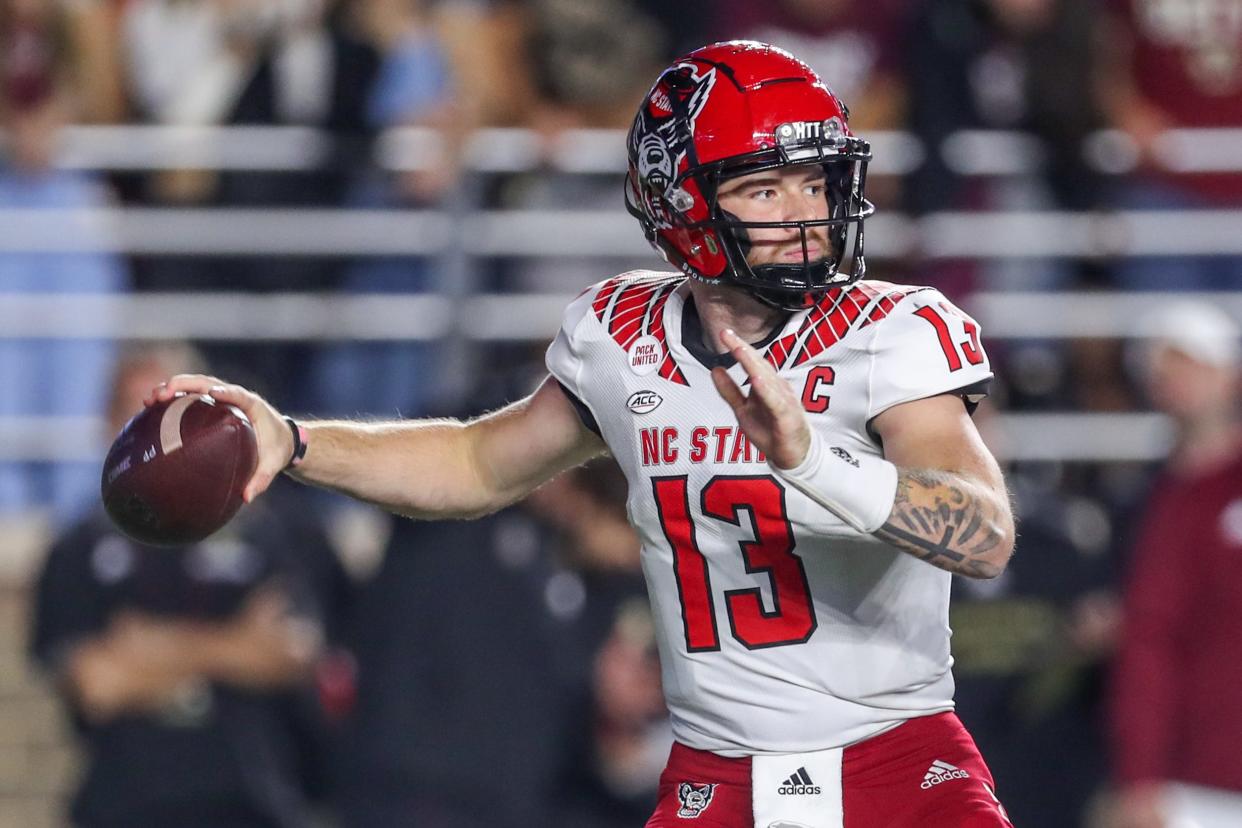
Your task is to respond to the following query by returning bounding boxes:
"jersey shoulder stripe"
[763,280,933,370]
[590,271,689,386]
[856,281,932,328]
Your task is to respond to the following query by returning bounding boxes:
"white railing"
[20,124,1242,176]
[0,288,1209,464]
[3,125,1239,465]
[0,411,1174,464]
[2,125,1241,258]
[3,207,1242,258]
[39,126,922,175]
[5,290,1242,341]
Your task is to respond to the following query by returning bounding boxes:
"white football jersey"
[546,271,993,757]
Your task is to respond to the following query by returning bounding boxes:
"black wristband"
[284,416,308,470]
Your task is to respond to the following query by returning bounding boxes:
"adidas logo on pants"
[778,767,822,796]
[921,759,970,789]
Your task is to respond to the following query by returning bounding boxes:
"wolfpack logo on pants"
[677,782,717,819]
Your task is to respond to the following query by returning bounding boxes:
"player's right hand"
[711,328,812,470]
[146,375,294,503]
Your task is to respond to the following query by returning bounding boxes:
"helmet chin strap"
[749,284,816,312]
[748,261,836,310]
[718,208,836,310]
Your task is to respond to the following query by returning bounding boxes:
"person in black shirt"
[29,343,344,828]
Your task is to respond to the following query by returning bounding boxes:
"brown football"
[101,394,258,546]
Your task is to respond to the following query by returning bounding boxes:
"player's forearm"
[289,418,508,519]
[873,469,1014,579]
[65,641,187,722]
[180,622,319,690]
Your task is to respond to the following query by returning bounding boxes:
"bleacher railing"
[4,125,1241,463]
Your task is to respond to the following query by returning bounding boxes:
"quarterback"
[153,42,1015,828]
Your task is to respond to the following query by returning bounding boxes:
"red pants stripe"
[646,712,1011,827]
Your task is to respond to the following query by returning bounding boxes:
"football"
[101,394,258,546]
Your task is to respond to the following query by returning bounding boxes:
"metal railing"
[3,124,1240,464]
[22,124,1242,176]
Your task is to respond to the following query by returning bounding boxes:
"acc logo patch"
[677,782,717,819]
[628,334,664,376]
[627,390,663,415]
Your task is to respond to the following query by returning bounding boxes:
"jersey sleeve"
[866,289,993,422]
[545,284,603,429]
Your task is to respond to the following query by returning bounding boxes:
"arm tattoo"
[873,469,1012,579]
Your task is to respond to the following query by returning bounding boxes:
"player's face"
[716,164,832,268]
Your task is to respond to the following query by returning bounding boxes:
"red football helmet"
[625,41,873,310]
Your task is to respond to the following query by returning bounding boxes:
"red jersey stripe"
[592,277,624,321]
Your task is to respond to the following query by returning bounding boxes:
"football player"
[153,41,1015,828]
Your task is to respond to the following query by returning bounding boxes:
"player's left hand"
[711,328,811,470]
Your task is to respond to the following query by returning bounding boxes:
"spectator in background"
[334,419,665,828]
[526,461,668,827]
[711,0,909,133]
[122,0,382,409]
[902,0,1104,302]
[519,0,710,130]
[1,0,126,123]
[576,600,668,825]
[905,0,1104,216]
[487,0,699,294]
[121,0,378,206]
[0,0,129,524]
[949,461,1120,827]
[29,342,345,828]
[449,0,710,129]
[1108,303,1242,828]
[310,0,458,419]
[1096,0,1242,290]
[332,483,577,827]
[59,0,128,123]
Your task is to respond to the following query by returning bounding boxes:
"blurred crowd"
[4,0,1242,826]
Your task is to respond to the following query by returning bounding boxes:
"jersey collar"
[668,284,797,371]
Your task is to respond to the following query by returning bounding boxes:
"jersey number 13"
[653,475,818,652]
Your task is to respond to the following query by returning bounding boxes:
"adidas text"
[921,760,970,790]
[777,768,821,796]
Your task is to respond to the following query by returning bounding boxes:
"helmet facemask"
[706,152,872,310]
[628,123,874,311]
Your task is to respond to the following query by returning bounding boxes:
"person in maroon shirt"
[1109,301,1242,828]
[1096,0,1242,289]
[1098,0,1242,204]
[710,0,909,132]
